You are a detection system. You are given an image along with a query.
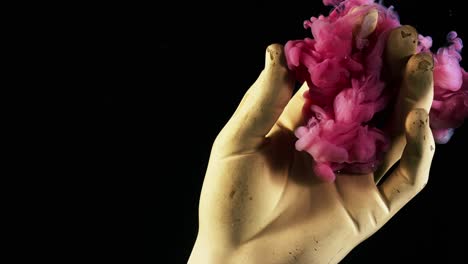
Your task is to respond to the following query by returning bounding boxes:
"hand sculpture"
[188,21,435,264]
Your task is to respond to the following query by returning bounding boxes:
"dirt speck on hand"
[229,190,236,199]
[401,30,412,38]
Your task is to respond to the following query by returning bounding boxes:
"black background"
[148,0,468,263]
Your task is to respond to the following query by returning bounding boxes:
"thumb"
[215,44,294,154]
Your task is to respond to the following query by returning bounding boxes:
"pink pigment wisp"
[285,0,468,182]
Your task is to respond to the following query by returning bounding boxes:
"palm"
[205,123,391,263]
[262,126,387,238]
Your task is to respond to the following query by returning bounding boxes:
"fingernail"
[358,9,378,39]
